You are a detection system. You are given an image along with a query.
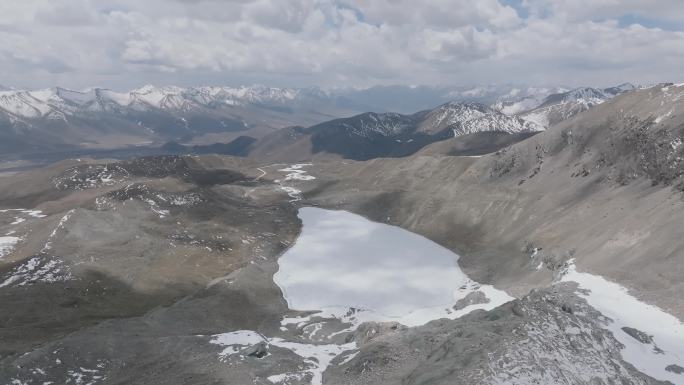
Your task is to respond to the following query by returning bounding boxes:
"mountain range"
[0,83,638,161]
[0,85,359,156]
[247,101,543,161]
[243,83,639,161]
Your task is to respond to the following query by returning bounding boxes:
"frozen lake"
[274,207,512,326]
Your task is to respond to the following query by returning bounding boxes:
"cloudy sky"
[1,0,683,90]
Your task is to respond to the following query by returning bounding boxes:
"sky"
[1,0,683,90]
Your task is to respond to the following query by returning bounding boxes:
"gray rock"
[242,342,269,358]
[453,291,489,311]
[352,322,407,346]
[622,327,654,344]
[324,285,664,385]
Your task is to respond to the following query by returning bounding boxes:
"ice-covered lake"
[273,207,512,326]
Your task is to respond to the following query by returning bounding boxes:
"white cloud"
[523,0,684,22]
[0,0,682,89]
[347,0,521,29]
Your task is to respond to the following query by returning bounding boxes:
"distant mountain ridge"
[511,83,637,128]
[0,85,360,156]
[247,101,545,161]
[0,82,639,159]
[0,85,331,119]
[245,83,640,161]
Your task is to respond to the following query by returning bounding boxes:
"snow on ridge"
[209,330,355,385]
[0,255,72,288]
[492,84,638,130]
[426,101,543,135]
[514,85,634,129]
[560,260,684,385]
[432,102,488,126]
[0,85,321,119]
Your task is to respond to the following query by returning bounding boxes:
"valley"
[1,83,683,385]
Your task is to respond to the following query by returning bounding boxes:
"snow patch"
[0,255,72,288]
[560,260,684,384]
[267,372,307,384]
[209,331,355,385]
[10,217,26,225]
[655,109,674,124]
[276,164,316,201]
[210,330,266,358]
[42,210,74,252]
[279,163,316,181]
[267,338,354,385]
[0,236,20,260]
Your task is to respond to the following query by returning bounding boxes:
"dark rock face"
[310,121,452,160]
[666,364,684,374]
[161,136,257,157]
[618,118,684,187]
[622,327,654,344]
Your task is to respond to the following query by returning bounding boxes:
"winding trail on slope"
[253,167,267,181]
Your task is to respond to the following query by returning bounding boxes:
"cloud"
[0,0,682,89]
[346,0,521,29]
[35,0,99,25]
[523,0,684,22]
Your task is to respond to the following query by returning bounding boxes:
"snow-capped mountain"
[0,83,636,125]
[537,86,618,108]
[311,102,541,139]
[0,85,328,120]
[492,87,570,115]
[0,85,356,155]
[265,101,546,160]
[515,84,637,128]
[262,84,636,161]
[0,82,639,158]
[603,82,638,96]
[419,101,542,136]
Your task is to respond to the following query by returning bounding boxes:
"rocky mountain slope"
[302,84,684,383]
[325,285,664,385]
[307,84,684,315]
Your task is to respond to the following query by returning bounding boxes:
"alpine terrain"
[1,82,684,385]
[1,1,684,384]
